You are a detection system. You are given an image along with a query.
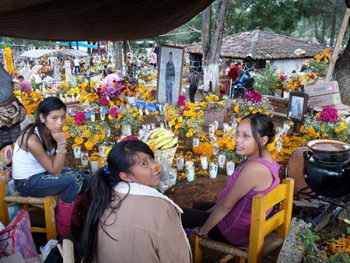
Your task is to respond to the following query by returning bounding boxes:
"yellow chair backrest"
[248,178,294,262]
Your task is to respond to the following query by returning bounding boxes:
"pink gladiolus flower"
[74,112,86,126]
[317,106,339,123]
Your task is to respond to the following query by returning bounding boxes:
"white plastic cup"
[186,166,195,182]
[169,168,177,186]
[185,161,194,169]
[90,160,99,174]
[73,146,81,159]
[90,114,96,122]
[218,154,226,168]
[99,145,107,158]
[176,157,185,171]
[226,161,235,176]
[200,156,208,170]
[209,162,218,179]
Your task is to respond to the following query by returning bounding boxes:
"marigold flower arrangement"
[217,134,236,160]
[14,90,43,118]
[193,142,214,157]
[300,107,350,142]
[283,74,304,92]
[162,102,204,137]
[63,114,109,151]
[231,90,273,121]
[137,83,157,104]
[107,104,143,132]
[308,49,331,78]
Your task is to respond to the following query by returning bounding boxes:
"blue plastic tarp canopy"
[58,42,97,49]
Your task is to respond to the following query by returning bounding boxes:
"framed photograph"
[288,92,309,122]
[157,45,184,104]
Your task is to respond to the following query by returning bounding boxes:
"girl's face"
[235,118,260,158]
[40,108,66,133]
[127,152,160,187]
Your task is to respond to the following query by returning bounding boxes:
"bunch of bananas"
[146,128,178,150]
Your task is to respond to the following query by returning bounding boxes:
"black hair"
[81,140,154,263]
[18,75,24,80]
[19,97,66,152]
[241,113,275,157]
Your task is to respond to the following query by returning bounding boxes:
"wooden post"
[325,8,350,82]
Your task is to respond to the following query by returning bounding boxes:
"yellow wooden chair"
[190,178,294,263]
[0,144,57,240]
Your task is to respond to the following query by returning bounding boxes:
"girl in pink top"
[182,113,280,246]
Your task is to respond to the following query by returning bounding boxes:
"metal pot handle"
[304,150,313,160]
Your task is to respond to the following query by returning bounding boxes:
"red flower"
[74,112,86,126]
[280,75,287,81]
[109,107,118,119]
[177,95,187,108]
[100,96,109,106]
[317,106,339,123]
[243,90,262,103]
[151,89,157,96]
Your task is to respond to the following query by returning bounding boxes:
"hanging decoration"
[4,46,15,75]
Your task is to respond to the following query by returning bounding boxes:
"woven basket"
[154,144,178,166]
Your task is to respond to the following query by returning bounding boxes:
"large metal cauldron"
[304,139,350,197]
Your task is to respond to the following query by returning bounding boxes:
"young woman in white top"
[12,97,90,237]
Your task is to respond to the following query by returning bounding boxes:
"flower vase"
[122,124,132,136]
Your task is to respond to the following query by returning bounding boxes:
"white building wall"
[269,58,308,75]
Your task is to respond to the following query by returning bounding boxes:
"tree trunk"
[329,1,338,47]
[334,35,350,105]
[201,0,229,93]
[114,41,123,72]
[321,15,327,45]
[203,63,220,92]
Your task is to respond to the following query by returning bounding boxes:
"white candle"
[200,156,208,170]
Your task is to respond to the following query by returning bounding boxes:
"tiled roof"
[186,29,325,59]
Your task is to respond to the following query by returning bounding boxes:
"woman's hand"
[51,130,66,144]
[192,227,208,238]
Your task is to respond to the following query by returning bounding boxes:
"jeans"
[181,201,230,244]
[189,85,197,103]
[14,168,91,203]
[166,80,173,103]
